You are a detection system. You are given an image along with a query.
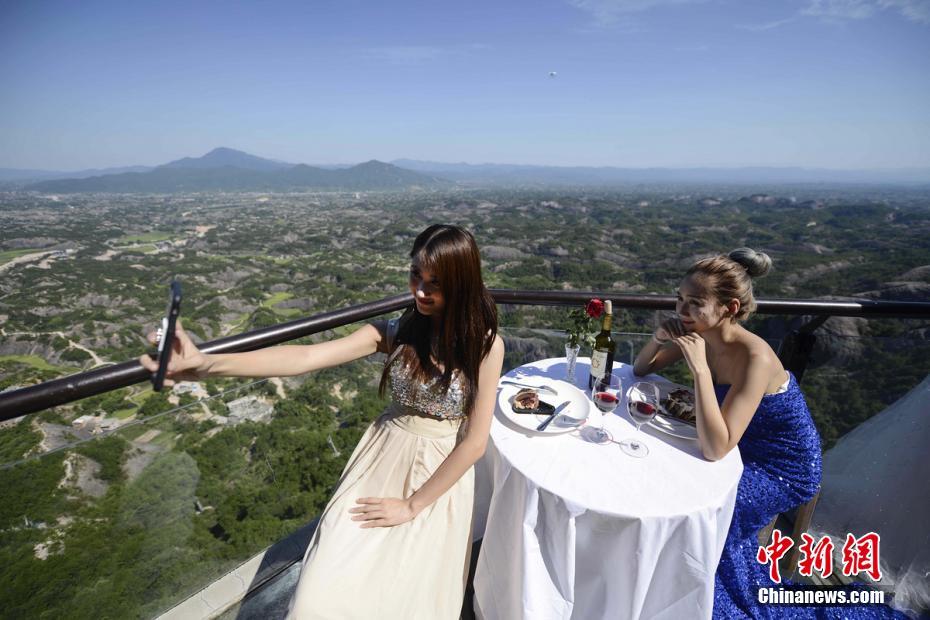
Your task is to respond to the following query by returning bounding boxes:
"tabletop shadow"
[619,410,705,459]
[507,360,590,383]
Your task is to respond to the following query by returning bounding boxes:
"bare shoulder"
[738,329,784,382]
[724,329,779,381]
[486,333,505,359]
[744,330,779,364]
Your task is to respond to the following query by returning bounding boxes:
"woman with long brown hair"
[140,224,503,619]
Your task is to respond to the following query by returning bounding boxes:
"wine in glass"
[619,381,660,458]
[589,374,621,444]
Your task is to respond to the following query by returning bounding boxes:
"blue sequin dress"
[712,372,907,619]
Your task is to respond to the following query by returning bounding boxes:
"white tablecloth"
[473,358,743,620]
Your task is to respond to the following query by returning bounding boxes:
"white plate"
[647,379,698,440]
[497,378,591,435]
[649,411,699,440]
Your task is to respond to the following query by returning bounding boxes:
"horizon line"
[3,156,930,174]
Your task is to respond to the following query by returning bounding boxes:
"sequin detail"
[712,373,905,619]
[389,359,466,420]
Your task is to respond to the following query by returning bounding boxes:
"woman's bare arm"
[633,339,684,376]
[633,317,686,376]
[699,354,771,459]
[675,333,771,460]
[139,319,386,382]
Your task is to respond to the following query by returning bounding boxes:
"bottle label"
[590,350,608,377]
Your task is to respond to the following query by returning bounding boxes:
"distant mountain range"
[391,159,930,186]
[17,148,449,193]
[0,165,153,183]
[2,148,928,192]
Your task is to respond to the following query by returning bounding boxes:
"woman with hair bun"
[634,247,797,464]
[634,249,901,618]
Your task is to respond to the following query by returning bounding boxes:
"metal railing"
[2,290,929,420]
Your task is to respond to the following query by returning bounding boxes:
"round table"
[472,358,743,620]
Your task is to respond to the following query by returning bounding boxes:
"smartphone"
[151,280,182,391]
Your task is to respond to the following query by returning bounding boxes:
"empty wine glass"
[619,381,660,458]
[589,374,621,444]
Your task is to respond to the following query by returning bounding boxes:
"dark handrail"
[1,289,929,420]
[0,293,413,420]
[493,290,930,318]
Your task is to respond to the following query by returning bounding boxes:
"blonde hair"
[685,248,772,321]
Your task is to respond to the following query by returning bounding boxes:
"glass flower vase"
[565,342,581,385]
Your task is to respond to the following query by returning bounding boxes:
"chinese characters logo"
[757,530,882,583]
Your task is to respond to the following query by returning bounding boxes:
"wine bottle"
[589,300,616,389]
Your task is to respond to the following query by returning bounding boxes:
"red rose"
[585,298,604,318]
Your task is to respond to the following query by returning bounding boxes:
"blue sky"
[1,0,928,170]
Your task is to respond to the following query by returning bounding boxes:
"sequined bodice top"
[386,319,467,420]
[389,361,466,419]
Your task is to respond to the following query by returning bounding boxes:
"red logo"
[758,531,882,583]
[797,533,834,578]
[757,529,794,583]
[841,532,882,581]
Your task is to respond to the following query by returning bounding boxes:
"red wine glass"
[619,381,660,458]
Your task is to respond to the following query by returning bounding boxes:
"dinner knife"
[536,401,570,431]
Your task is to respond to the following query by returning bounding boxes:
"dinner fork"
[500,380,559,395]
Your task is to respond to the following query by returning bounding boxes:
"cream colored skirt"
[286,406,474,620]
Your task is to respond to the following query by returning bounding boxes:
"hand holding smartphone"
[151,280,182,391]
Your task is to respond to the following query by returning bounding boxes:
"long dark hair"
[379,224,498,417]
